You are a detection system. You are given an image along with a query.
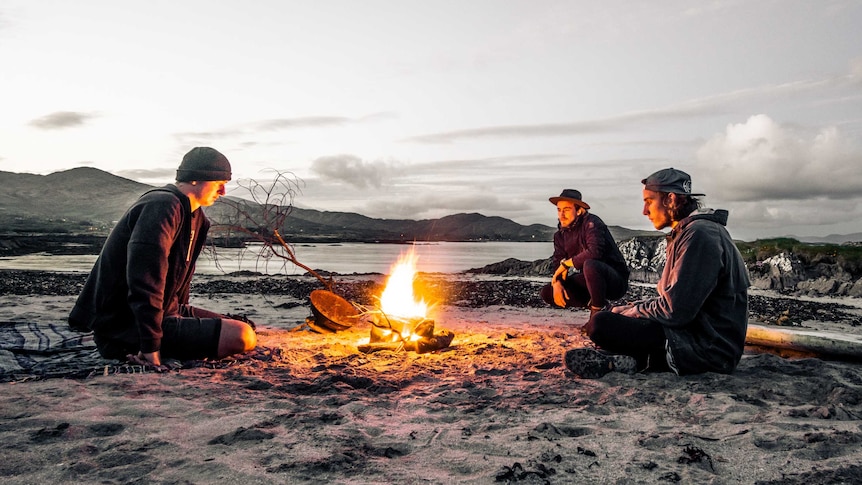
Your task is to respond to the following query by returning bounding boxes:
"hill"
[792,233,862,245]
[0,167,149,232]
[0,167,656,248]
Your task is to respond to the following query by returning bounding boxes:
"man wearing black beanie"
[69,147,256,370]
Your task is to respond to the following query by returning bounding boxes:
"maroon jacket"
[69,185,208,353]
[552,212,629,277]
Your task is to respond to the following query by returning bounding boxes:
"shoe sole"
[564,348,638,379]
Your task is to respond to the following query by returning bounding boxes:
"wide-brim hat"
[549,189,590,209]
[641,167,704,196]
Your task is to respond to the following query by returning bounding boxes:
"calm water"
[0,241,554,275]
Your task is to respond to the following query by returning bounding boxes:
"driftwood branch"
[205,170,334,291]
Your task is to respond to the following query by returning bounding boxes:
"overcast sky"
[1,0,861,241]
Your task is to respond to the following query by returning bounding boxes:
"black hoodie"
[628,209,750,375]
[69,184,208,354]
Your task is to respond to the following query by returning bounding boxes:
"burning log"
[369,315,434,343]
[358,313,454,354]
[357,332,454,354]
[357,250,455,354]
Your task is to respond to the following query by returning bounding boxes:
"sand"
[2,273,862,484]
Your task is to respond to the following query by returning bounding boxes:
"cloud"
[729,199,860,229]
[695,114,862,201]
[712,197,862,241]
[253,116,352,131]
[402,63,862,146]
[29,111,97,130]
[363,191,526,220]
[300,153,656,225]
[400,81,834,145]
[250,112,395,131]
[310,154,403,189]
[403,103,719,144]
[174,112,396,146]
[172,121,328,145]
[115,168,176,184]
[301,153,554,220]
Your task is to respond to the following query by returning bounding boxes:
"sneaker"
[564,347,638,379]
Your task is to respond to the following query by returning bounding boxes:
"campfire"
[357,251,454,354]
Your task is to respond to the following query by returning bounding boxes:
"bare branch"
[206,170,335,291]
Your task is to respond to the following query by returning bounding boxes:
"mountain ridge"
[0,167,661,243]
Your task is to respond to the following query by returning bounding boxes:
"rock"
[618,236,665,283]
[457,240,862,299]
[467,236,669,283]
[748,253,807,291]
[618,236,666,272]
[465,257,552,277]
[797,277,841,296]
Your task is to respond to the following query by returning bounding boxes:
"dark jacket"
[68,185,208,353]
[630,209,750,375]
[552,213,629,277]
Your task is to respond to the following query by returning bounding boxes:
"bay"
[0,241,553,275]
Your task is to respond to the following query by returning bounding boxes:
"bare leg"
[217,319,257,357]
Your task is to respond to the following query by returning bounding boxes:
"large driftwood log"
[746,323,862,359]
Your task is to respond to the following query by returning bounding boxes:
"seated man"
[69,147,257,371]
[540,189,629,316]
[565,168,749,379]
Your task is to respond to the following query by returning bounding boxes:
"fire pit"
[357,251,454,354]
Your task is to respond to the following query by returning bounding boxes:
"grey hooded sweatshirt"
[630,209,750,375]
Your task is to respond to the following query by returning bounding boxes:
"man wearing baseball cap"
[564,168,750,379]
[70,147,257,371]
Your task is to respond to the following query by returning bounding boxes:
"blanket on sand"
[0,321,253,382]
[0,321,105,381]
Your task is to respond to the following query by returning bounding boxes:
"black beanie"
[176,147,232,182]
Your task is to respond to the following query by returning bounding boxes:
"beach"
[2,270,862,484]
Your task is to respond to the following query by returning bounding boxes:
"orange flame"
[379,250,428,321]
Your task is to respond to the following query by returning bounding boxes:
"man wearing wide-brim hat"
[540,188,629,317]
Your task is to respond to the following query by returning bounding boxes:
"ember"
[358,250,454,354]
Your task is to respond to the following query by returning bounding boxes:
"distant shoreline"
[0,233,556,258]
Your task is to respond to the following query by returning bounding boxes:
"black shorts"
[94,305,223,361]
[160,314,222,360]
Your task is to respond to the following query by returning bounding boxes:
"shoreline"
[1,268,860,326]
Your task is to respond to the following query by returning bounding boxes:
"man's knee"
[584,311,613,342]
[219,320,257,356]
[581,258,600,274]
[238,322,257,351]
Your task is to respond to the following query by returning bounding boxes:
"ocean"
[0,241,554,275]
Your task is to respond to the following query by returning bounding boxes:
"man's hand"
[552,280,569,307]
[126,351,169,372]
[611,304,638,318]
[553,259,571,282]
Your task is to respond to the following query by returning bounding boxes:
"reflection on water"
[0,241,554,275]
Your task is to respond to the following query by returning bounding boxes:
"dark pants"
[94,305,223,361]
[540,259,629,309]
[583,310,670,372]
